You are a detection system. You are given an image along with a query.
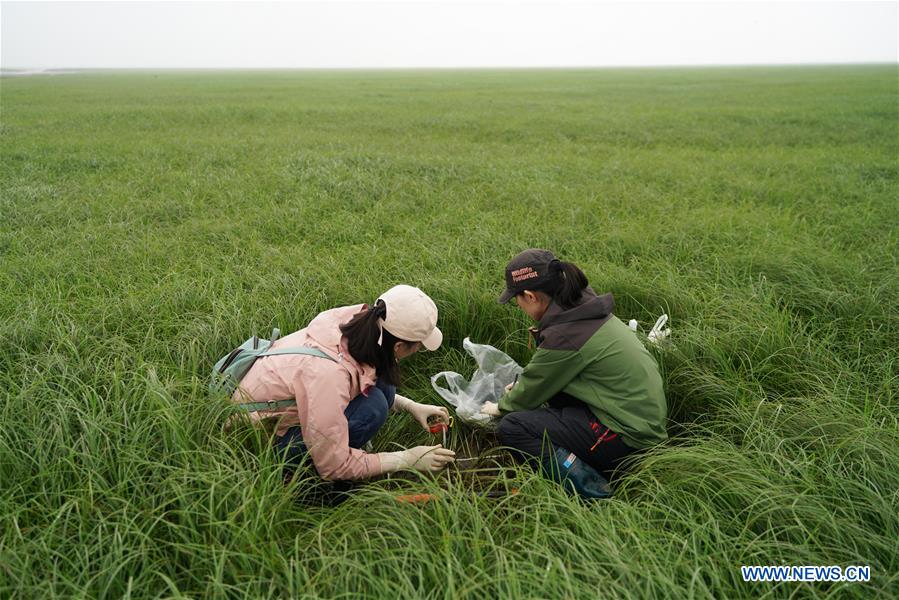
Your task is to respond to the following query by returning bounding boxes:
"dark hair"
[522,260,589,310]
[339,300,412,387]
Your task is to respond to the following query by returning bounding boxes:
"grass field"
[1,66,897,598]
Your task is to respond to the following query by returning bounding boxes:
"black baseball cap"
[498,248,560,304]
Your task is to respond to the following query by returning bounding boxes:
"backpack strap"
[237,398,298,412]
[235,346,337,412]
[259,346,337,361]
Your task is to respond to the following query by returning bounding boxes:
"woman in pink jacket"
[234,285,455,483]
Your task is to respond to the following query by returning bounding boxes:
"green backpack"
[210,328,336,412]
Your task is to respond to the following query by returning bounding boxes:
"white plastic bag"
[431,337,523,424]
[646,314,670,345]
[628,314,671,346]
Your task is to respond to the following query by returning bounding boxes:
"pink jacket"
[232,304,382,480]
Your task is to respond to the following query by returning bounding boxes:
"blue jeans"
[274,378,395,470]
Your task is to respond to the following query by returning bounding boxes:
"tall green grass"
[1,66,897,598]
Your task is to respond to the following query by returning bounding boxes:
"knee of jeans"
[375,379,396,409]
[352,387,390,427]
[496,413,523,445]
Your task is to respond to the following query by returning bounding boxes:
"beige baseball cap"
[377,284,443,351]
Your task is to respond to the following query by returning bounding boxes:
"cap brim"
[498,288,516,304]
[421,327,443,351]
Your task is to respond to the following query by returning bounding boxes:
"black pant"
[496,393,638,477]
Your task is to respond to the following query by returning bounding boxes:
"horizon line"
[3,61,897,72]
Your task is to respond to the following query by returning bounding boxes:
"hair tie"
[550,259,565,278]
[370,300,387,319]
[372,300,387,346]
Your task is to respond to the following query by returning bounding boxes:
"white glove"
[394,394,450,430]
[480,401,501,417]
[378,445,456,474]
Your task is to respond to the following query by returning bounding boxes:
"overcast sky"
[1,1,896,69]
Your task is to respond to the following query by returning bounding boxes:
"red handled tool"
[428,415,453,448]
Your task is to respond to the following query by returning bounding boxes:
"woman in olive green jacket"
[481,249,668,498]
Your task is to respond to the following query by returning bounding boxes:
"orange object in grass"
[395,493,439,504]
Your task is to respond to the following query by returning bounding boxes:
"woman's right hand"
[480,401,501,417]
[380,445,455,473]
[406,445,455,472]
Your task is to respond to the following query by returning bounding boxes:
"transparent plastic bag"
[431,337,523,424]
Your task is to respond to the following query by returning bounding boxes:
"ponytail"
[526,260,589,310]
[339,301,403,386]
[553,261,589,309]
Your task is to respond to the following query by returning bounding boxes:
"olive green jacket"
[498,289,668,449]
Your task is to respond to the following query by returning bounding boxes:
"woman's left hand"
[404,398,450,430]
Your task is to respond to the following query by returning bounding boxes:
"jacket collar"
[538,288,614,331]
